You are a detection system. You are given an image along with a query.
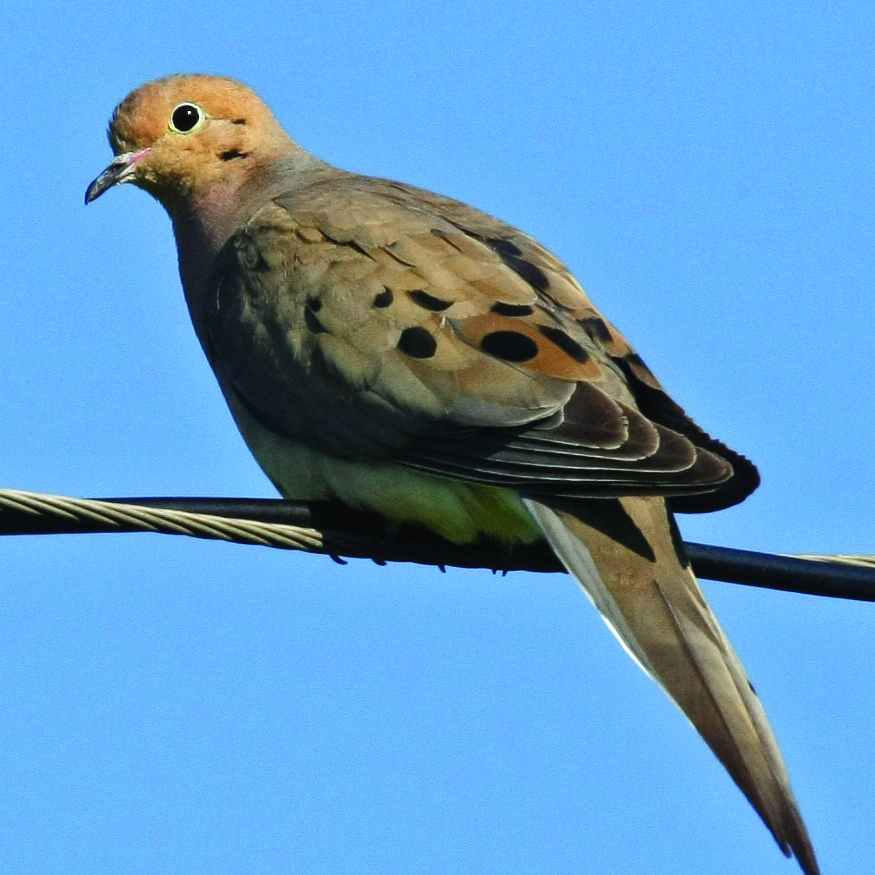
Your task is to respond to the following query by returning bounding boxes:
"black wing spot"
[373,287,394,308]
[484,237,523,257]
[480,330,539,362]
[501,253,550,292]
[408,289,453,312]
[479,239,549,291]
[537,325,590,363]
[491,302,535,317]
[451,228,550,292]
[478,237,551,291]
[580,317,613,344]
[397,326,438,358]
[623,353,659,382]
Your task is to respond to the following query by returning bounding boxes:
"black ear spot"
[397,326,437,358]
[480,330,539,362]
[220,149,250,161]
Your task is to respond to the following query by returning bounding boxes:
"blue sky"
[1,3,873,873]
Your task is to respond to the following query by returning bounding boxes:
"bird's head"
[85,74,300,216]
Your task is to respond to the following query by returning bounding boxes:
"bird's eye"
[169,103,204,133]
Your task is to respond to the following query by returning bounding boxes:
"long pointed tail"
[525,495,819,875]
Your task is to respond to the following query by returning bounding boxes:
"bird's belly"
[235,406,539,545]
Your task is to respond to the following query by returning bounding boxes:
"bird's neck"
[169,151,333,351]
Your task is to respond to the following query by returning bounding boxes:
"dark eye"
[169,103,204,133]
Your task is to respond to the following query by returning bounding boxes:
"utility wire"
[1,489,873,602]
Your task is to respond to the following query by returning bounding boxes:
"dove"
[86,75,819,874]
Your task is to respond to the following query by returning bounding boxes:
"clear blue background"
[1,3,872,873]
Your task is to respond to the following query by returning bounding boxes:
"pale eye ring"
[169,103,204,133]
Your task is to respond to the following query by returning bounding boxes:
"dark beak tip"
[84,170,114,206]
[84,180,100,205]
[84,150,143,206]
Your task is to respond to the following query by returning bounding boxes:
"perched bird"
[86,74,819,874]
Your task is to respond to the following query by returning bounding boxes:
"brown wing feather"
[206,176,757,505]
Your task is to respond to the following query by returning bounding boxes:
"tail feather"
[524,495,819,875]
